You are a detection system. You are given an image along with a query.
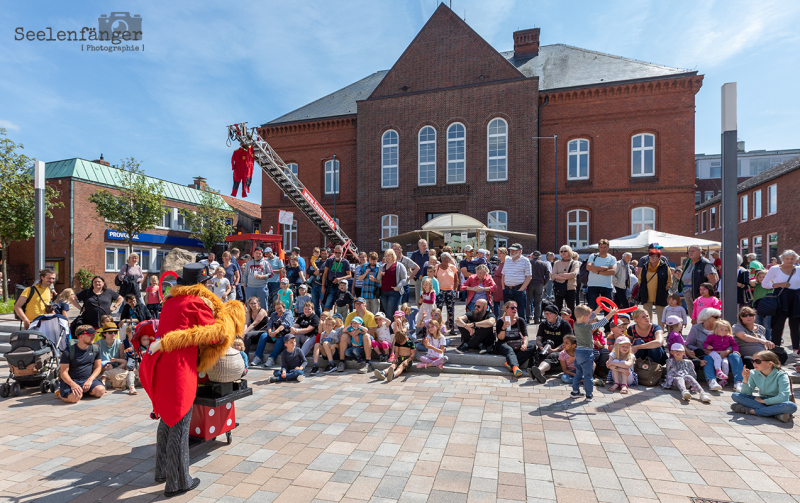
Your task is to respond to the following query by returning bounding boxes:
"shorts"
[396,355,410,366]
[371,340,391,350]
[60,378,103,398]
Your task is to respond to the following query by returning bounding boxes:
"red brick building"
[8,158,237,291]
[259,4,703,255]
[694,154,800,263]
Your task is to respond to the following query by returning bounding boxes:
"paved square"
[1,359,799,503]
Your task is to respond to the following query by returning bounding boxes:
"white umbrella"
[580,229,720,254]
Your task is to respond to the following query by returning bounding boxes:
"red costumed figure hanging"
[231,145,254,198]
[138,263,245,498]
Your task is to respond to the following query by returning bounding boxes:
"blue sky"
[2,0,798,205]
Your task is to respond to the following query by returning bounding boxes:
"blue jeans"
[267,282,280,309]
[401,284,410,305]
[756,313,772,342]
[587,286,613,310]
[344,346,365,360]
[493,301,503,318]
[503,287,528,323]
[245,286,268,312]
[272,369,304,381]
[322,287,337,310]
[701,351,743,382]
[731,392,798,417]
[381,290,401,319]
[560,373,573,383]
[311,283,322,315]
[632,339,668,365]
[572,347,595,396]
[256,333,285,361]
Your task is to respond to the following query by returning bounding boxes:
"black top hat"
[180,263,213,285]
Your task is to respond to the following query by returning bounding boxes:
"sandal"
[608,383,620,392]
[620,385,629,394]
[129,386,137,395]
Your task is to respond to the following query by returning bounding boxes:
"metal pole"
[333,154,337,223]
[554,134,558,248]
[720,83,738,320]
[34,160,45,273]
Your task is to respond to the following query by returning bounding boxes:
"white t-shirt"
[587,254,617,289]
[375,323,392,343]
[211,277,231,301]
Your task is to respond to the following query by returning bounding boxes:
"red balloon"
[595,296,638,324]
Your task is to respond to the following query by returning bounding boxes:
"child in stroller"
[1,328,62,397]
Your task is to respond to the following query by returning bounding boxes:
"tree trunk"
[1,239,7,303]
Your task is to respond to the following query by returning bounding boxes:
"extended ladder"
[227,123,358,256]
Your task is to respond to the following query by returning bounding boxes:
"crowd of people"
[11,239,798,423]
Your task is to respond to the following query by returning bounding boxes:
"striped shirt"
[361,264,380,300]
[502,255,532,287]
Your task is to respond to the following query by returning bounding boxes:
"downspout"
[70,178,74,288]
[537,95,549,250]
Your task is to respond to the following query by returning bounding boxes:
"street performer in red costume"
[231,145,253,198]
[139,263,244,497]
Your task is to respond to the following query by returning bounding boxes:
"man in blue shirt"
[264,247,285,308]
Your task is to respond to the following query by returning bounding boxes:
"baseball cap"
[664,315,682,326]
[531,250,542,258]
[375,311,386,318]
[355,297,366,304]
[76,326,97,337]
[544,304,559,315]
[610,313,631,327]
[284,333,296,340]
[265,247,273,253]
[352,316,364,325]
[332,313,344,321]
[670,343,684,351]
[463,245,473,252]
[280,277,289,283]
[509,243,522,251]
[614,336,631,345]
[648,243,662,250]
[297,284,308,291]
[749,260,764,270]
[394,310,405,318]
[560,307,572,315]
[477,248,489,255]
[253,247,263,253]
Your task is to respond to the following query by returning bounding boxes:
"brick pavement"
[1,358,799,503]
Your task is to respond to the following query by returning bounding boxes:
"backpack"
[14,284,46,322]
[68,340,99,361]
[578,254,597,286]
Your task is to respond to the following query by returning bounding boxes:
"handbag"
[506,339,523,351]
[634,357,663,387]
[757,268,795,318]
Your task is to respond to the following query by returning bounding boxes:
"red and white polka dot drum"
[189,401,236,441]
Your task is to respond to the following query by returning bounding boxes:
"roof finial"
[100,153,104,160]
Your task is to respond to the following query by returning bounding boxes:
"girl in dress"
[662,343,710,402]
[418,277,436,322]
[417,320,447,369]
[606,336,637,394]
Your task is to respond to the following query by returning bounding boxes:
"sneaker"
[478,344,488,354]
[386,366,395,382]
[388,354,396,363]
[336,361,346,372]
[570,391,584,399]
[378,354,386,362]
[707,379,722,391]
[264,357,275,367]
[374,369,386,380]
[457,342,470,352]
[323,363,336,373]
[716,369,727,380]
[358,361,370,374]
[584,396,594,402]
[529,366,546,384]
[733,382,743,393]
[593,378,604,387]
[296,375,305,382]
[416,362,427,369]
[268,376,278,383]
[504,362,512,372]
[513,366,522,378]
[776,413,793,423]
[719,379,728,388]
[699,392,711,403]
[730,403,750,414]
[310,366,319,375]
[682,390,692,400]
[251,356,262,366]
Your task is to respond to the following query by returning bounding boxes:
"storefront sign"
[105,229,203,248]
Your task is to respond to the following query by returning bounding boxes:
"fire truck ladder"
[227,123,358,256]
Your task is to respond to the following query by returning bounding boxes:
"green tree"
[0,128,63,302]
[88,157,167,255]
[180,187,234,251]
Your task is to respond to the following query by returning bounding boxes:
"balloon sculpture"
[595,296,638,324]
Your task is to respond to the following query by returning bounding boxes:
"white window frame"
[695,214,699,235]
[768,184,777,214]
[695,191,701,205]
[768,233,778,262]
[631,206,655,233]
[155,249,170,273]
[446,123,466,184]
[709,161,721,179]
[325,159,339,195]
[710,206,716,231]
[631,133,655,177]
[567,139,590,180]
[132,248,154,272]
[704,191,714,202]
[740,237,749,256]
[567,209,589,249]
[753,235,763,262]
[418,126,436,186]
[740,194,748,222]
[176,209,191,232]
[701,211,706,233]
[381,215,398,251]
[487,210,508,248]
[282,220,297,251]
[381,130,399,188]
[105,247,128,272]
[487,118,508,182]
[753,189,762,219]
[157,207,172,230]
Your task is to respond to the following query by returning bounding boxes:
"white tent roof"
[581,229,720,253]
[422,214,487,231]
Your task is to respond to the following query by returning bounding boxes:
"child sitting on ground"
[278,278,294,312]
[592,327,607,351]
[558,334,580,383]
[374,329,415,382]
[372,312,392,362]
[706,319,739,387]
[232,337,249,375]
[268,333,306,383]
[664,315,686,348]
[606,336,637,394]
[662,343,710,402]
[417,319,447,369]
[560,308,574,330]
[343,316,368,368]
[319,316,342,373]
[692,282,722,324]
[662,293,688,326]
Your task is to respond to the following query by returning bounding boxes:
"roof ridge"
[539,43,692,72]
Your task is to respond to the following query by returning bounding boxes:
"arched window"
[418,126,436,186]
[488,210,508,248]
[282,220,297,250]
[447,123,466,184]
[631,207,655,233]
[567,139,589,180]
[324,159,339,194]
[567,210,589,249]
[487,118,507,181]
[631,133,655,176]
[382,130,399,188]
[381,215,398,250]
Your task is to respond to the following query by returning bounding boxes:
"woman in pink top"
[435,252,460,335]
[692,282,722,323]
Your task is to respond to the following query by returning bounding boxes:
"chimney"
[191,176,207,190]
[513,28,540,58]
[737,141,745,153]
[92,153,111,167]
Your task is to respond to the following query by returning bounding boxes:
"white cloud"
[0,120,20,131]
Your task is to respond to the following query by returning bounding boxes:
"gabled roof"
[220,194,261,220]
[43,158,233,210]
[695,154,800,211]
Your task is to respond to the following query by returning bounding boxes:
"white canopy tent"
[381,214,536,250]
[579,229,721,254]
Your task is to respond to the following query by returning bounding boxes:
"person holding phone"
[495,301,536,378]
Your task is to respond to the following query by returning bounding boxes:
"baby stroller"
[1,330,61,397]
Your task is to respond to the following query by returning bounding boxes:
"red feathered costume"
[231,146,253,198]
